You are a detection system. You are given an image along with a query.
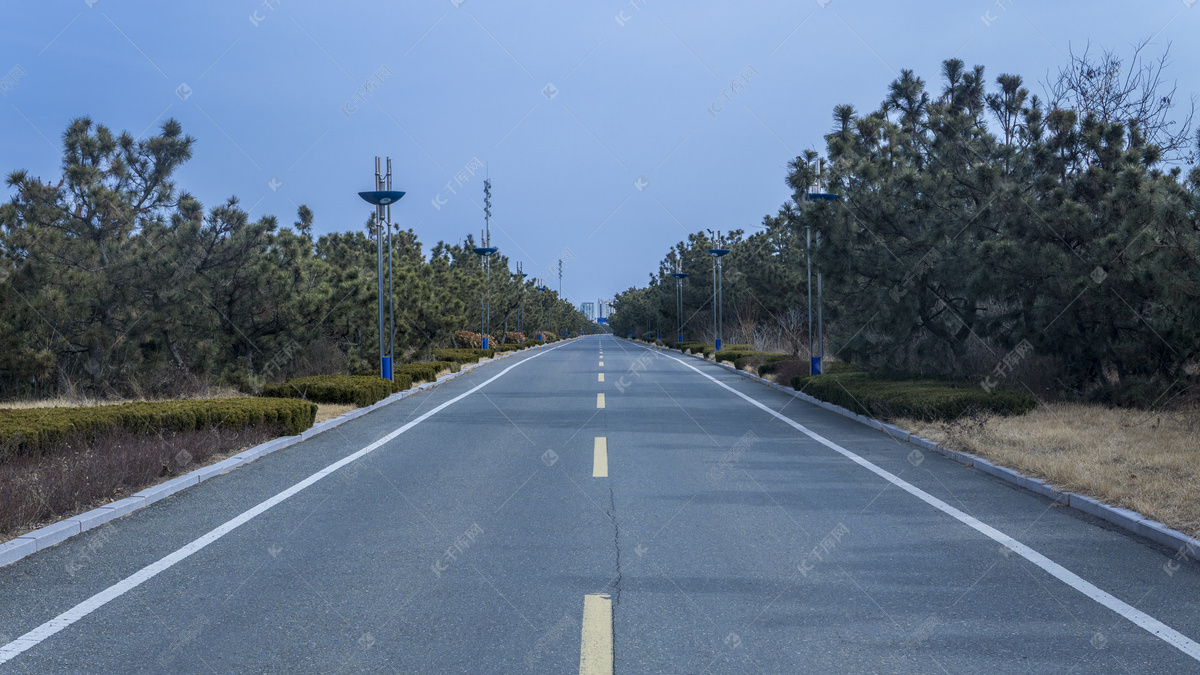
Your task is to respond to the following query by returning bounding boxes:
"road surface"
[1,335,1198,673]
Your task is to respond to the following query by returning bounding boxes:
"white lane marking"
[579,593,613,674]
[658,349,1200,663]
[0,343,569,666]
[598,373,604,382]
[596,393,605,409]
[593,437,608,478]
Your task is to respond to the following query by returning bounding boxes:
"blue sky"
[2,1,1197,308]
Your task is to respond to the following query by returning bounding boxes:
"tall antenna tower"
[483,176,492,247]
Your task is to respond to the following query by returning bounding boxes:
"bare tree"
[1047,39,1196,163]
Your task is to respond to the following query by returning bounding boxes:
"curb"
[0,339,575,569]
[635,340,1200,557]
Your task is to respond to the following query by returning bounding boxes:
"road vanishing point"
[1,336,1198,673]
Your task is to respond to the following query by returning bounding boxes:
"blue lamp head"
[671,272,689,279]
[706,249,731,257]
[472,247,498,256]
[805,192,838,202]
[358,190,407,205]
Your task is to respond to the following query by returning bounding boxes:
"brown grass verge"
[899,403,1200,538]
[0,424,282,541]
[315,403,356,424]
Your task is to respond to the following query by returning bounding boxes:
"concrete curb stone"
[18,520,81,552]
[0,538,36,567]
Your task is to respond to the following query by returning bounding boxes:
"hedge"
[393,361,459,385]
[742,352,788,372]
[790,364,1036,421]
[262,375,402,407]
[0,397,316,462]
[433,348,496,363]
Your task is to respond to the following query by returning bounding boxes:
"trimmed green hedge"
[0,398,316,462]
[790,364,1036,421]
[393,361,459,385]
[678,341,714,357]
[262,375,402,407]
[433,348,496,363]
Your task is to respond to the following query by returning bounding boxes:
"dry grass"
[0,424,281,541]
[0,387,249,410]
[315,403,356,423]
[899,403,1200,538]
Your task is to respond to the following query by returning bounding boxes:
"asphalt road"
[1,335,1198,673]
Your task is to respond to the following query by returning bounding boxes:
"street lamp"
[706,236,731,352]
[802,191,838,374]
[516,263,527,343]
[671,263,688,343]
[357,156,406,380]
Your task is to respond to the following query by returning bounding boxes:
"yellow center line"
[579,593,613,674]
[596,393,605,409]
[598,373,604,382]
[593,436,608,478]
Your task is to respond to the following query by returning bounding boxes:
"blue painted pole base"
[482,336,489,350]
[811,356,821,375]
[715,338,722,351]
[381,356,392,381]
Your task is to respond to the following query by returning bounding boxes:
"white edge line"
[0,340,573,665]
[639,342,1200,662]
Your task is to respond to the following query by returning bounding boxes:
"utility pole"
[672,261,688,343]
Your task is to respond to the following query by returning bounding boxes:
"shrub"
[433,348,496,363]
[506,332,526,343]
[0,397,317,462]
[790,364,1036,421]
[262,375,397,408]
[393,361,459,385]
[729,351,788,372]
[454,330,483,348]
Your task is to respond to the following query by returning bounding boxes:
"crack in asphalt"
[607,480,622,607]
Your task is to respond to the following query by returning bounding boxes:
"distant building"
[580,302,595,321]
[597,300,615,320]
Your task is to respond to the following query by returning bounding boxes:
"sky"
[1,1,1197,310]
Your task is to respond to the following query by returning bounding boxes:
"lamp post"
[802,191,838,374]
[671,263,688,343]
[517,263,527,343]
[357,157,405,380]
[556,259,563,339]
[706,234,731,352]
